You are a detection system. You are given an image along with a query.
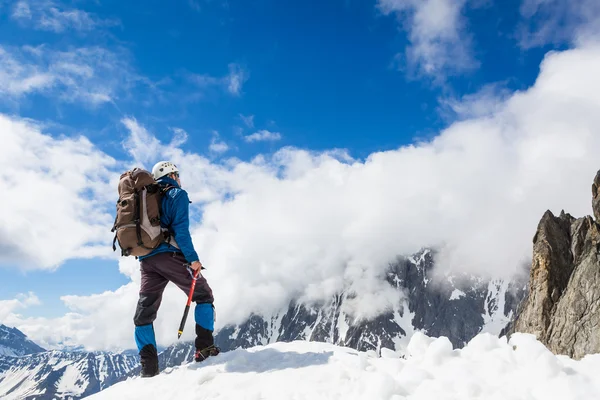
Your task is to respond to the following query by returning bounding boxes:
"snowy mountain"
[0,346,138,399]
[88,333,600,400]
[0,324,45,357]
[160,249,526,368]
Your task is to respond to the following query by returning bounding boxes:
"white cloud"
[209,131,229,154]
[0,45,139,105]
[0,46,54,97]
[122,118,163,166]
[187,63,249,97]
[518,0,600,48]
[209,141,229,154]
[188,73,220,88]
[5,43,600,352]
[0,114,119,270]
[0,293,40,321]
[240,114,255,128]
[11,0,118,33]
[440,82,513,120]
[378,0,477,80]
[188,0,202,12]
[12,1,32,20]
[226,63,248,96]
[244,130,282,143]
[170,127,189,148]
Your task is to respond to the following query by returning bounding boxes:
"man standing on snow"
[133,161,219,378]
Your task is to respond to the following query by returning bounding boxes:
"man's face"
[172,172,181,187]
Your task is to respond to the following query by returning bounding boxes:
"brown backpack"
[111,168,174,257]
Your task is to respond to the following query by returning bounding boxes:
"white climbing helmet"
[152,161,179,180]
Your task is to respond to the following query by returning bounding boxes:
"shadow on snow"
[188,348,334,374]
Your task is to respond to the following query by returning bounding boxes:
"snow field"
[56,364,87,397]
[89,332,600,400]
[0,345,19,357]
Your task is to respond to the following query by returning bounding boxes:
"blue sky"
[1,0,599,348]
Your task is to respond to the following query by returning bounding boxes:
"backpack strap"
[111,206,119,251]
[159,184,178,246]
[134,189,143,247]
[135,186,163,251]
[160,184,176,195]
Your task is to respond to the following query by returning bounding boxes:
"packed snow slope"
[89,332,600,400]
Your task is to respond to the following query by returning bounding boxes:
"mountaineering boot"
[194,344,220,362]
[194,324,219,362]
[139,344,159,377]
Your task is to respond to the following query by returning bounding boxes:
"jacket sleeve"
[169,189,200,263]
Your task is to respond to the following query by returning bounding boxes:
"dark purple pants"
[133,252,214,327]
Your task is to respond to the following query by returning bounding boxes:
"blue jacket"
[139,176,200,263]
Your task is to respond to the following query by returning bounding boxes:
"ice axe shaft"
[178,268,200,339]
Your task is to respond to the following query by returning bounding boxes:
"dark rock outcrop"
[592,170,600,221]
[507,171,600,359]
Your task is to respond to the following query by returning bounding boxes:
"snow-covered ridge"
[0,324,45,357]
[0,345,19,357]
[89,333,600,400]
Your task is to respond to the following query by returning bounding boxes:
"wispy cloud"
[209,131,229,154]
[187,0,230,13]
[0,46,54,97]
[378,0,477,82]
[0,293,40,321]
[244,129,282,143]
[188,0,202,12]
[188,73,220,88]
[121,118,163,165]
[226,63,248,96]
[187,63,249,97]
[439,82,513,120]
[0,45,143,106]
[239,114,255,128]
[518,0,600,48]
[170,127,189,147]
[10,0,119,33]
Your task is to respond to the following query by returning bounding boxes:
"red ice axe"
[178,268,200,339]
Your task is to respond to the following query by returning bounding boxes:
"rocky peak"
[507,170,600,359]
[591,170,600,221]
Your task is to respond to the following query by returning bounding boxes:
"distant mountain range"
[0,249,526,399]
[0,324,138,399]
